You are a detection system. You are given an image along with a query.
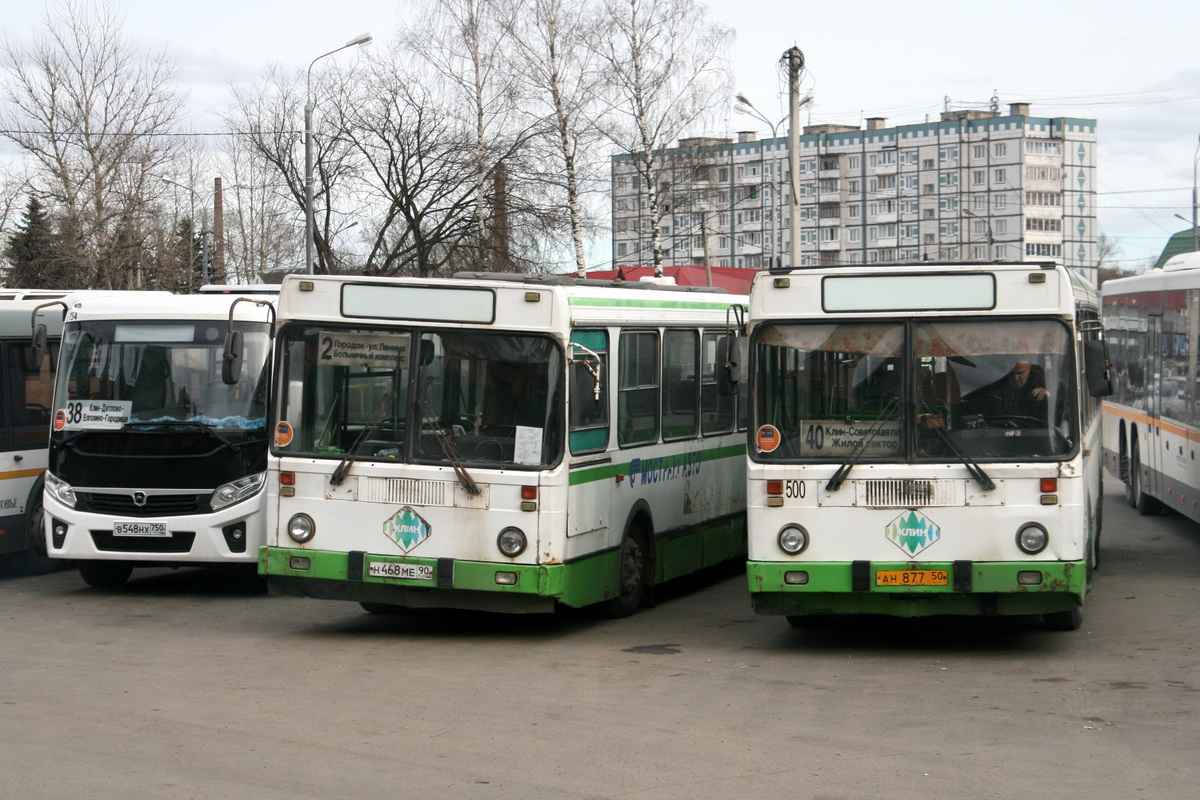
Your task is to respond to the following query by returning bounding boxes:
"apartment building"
[610,103,1098,284]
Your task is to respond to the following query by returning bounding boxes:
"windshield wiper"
[826,396,900,493]
[330,395,396,486]
[419,399,480,495]
[918,399,995,491]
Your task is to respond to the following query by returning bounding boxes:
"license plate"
[876,569,948,587]
[114,521,169,537]
[368,562,434,581]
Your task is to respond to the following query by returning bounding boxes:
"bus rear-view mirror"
[222,329,243,385]
[716,336,739,396]
[1084,339,1113,398]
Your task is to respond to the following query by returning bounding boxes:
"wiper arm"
[825,397,900,493]
[331,393,396,486]
[918,398,995,491]
[420,400,480,495]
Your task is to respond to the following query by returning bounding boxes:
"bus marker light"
[1017,571,1043,585]
[766,480,783,496]
[495,572,518,585]
[289,556,311,571]
[1040,478,1057,492]
[520,501,537,512]
[520,486,538,500]
[767,497,784,507]
[281,487,295,497]
[784,571,809,585]
[1040,495,1058,505]
[280,472,295,485]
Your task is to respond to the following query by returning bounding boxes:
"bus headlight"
[287,513,316,543]
[497,527,527,557]
[45,473,77,508]
[211,472,266,511]
[1016,523,1048,555]
[778,524,809,555]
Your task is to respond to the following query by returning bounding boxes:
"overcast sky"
[2,0,1198,270]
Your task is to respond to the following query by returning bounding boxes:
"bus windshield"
[54,320,271,430]
[275,326,563,469]
[753,318,1077,461]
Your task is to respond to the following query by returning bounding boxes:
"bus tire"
[1044,606,1083,631]
[1129,440,1162,516]
[78,560,133,589]
[600,522,650,619]
[14,482,59,575]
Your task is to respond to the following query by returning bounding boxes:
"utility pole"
[782,46,805,269]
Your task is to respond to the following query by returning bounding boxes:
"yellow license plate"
[876,569,949,587]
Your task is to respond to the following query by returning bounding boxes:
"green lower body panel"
[747,559,1087,618]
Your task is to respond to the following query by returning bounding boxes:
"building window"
[973,170,986,185]
[939,147,959,162]
[972,144,986,159]
[616,243,627,257]
[847,155,860,170]
[1026,243,1062,258]
[1025,140,1061,157]
[995,219,1007,235]
[1025,191,1062,207]
[939,221,959,237]
[1025,165,1060,181]
[973,195,987,211]
[993,168,1007,184]
[1026,217,1064,232]
[994,194,1008,210]
[939,172,959,188]
[994,143,1007,158]
[849,228,861,243]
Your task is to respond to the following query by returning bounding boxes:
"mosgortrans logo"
[383,506,431,553]
[885,510,941,557]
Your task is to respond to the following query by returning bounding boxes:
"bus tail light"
[766,480,783,508]
[1016,523,1048,555]
[1040,478,1057,492]
[280,472,295,485]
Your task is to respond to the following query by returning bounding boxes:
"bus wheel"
[1044,606,1083,631]
[1129,441,1162,516]
[15,493,60,575]
[359,602,407,615]
[601,523,649,618]
[78,560,133,589]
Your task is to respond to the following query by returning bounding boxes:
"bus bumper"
[43,494,264,564]
[747,559,1087,618]
[260,546,602,614]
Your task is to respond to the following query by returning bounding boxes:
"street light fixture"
[734,95,785,269]
[963,208,995,262]
[162,177,210,286]
[734,93,811,269]
[305,33,373,275]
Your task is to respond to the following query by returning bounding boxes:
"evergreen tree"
[3,197,55,287]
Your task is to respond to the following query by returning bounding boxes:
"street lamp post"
[963,208,994,262]
[163,178,210,287]
[734,95,784,269]
[305,33,372,276]
[1192,133,1199,253]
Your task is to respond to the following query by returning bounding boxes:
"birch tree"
[595,0,732,273]
[505,0,608,276]
[0,0,185,288]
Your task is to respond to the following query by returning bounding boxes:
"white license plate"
[368,562,434,581]
[114,521,169,537]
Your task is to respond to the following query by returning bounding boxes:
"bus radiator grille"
[361,477,452,507]
[859,479,959,508]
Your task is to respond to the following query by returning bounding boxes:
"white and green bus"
[258,272,748,616]
[739,263,1111,629]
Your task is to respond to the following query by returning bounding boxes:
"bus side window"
[569,331,608,454]
[618,330,660,447]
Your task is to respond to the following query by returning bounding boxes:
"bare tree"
[223,63,362,275]
[334,55,481,277]
[403,0,536,270]
[594,0,732,274]
[505,0,608,276]
[0,0,185,288]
